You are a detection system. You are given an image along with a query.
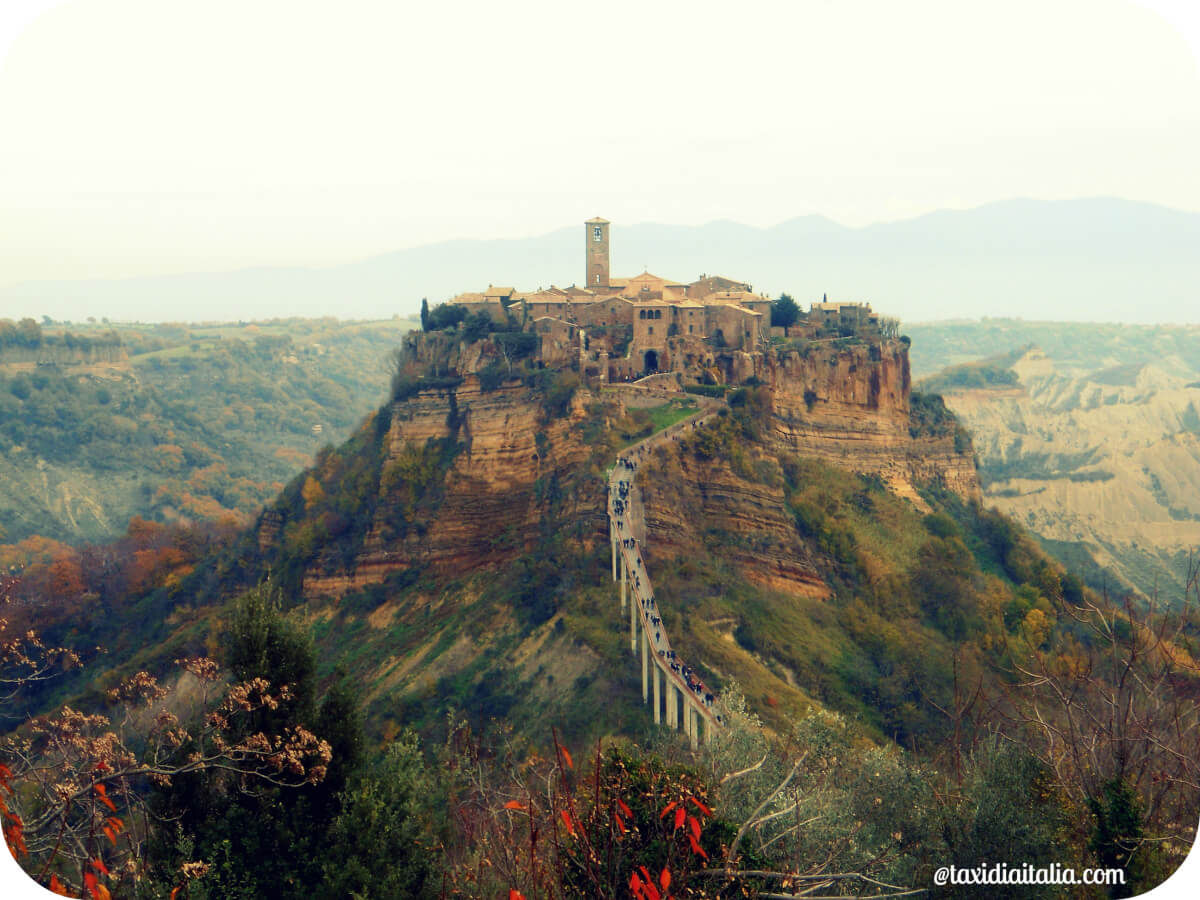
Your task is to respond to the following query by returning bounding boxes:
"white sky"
[1,0,1198,289]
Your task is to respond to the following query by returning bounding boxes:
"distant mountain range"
[4,197,1198,325]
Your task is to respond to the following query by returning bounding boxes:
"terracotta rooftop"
[706,302,763,316]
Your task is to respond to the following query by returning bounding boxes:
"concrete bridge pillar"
[630,595,637,656]
[686,702,698,749]
[652,664,661,725]
[611,528,617,582]
[668,683,677,729]
[641,631,649,703]
[620,556,626,613]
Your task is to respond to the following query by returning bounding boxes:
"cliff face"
[297,338,979,596]
[758,342,979,504]
[301,377,602,596]
[636,448,830,598]
[936,347,1200,597]
[0,342,128,369]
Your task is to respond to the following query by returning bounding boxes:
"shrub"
[477,361,508,391]
[425,303,468,331]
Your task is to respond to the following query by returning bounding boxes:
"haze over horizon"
[2,0,1200,318]
[2,197,1198,326]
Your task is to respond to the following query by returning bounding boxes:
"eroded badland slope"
[929,346,1200,598]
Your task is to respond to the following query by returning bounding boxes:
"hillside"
[6,325,1199,897]
[7,322,1060,751]
[909,322,1200,599]
[0,316,416,546]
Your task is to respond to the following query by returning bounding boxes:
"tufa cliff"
[259,330,979,600]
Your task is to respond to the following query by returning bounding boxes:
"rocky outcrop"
[637,449,830,598]
[298,336,979,597]
[760,341,979,504]
[302,376,602,596]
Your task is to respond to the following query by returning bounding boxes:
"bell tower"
[585,217,610,288]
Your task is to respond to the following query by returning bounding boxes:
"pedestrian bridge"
[607,406,722,747]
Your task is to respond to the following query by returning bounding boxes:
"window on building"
[688,325,693,333]
[648,327,654,335]
[593,226,602,241]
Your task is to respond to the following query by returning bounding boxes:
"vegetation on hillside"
[0,316,416,546]
[906,319,1200,378]
[3,356,1198,896]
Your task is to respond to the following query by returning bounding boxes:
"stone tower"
[585,216,610,288]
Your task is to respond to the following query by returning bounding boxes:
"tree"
[462,311,493,342]
[17,318,42,347]
[146,582,361,899]
[319,731,437,899]
[1008,564,1200,893]
[771,294,800,329]
[420,297,430,332]
[1,632,330,898]
[426,303,468,331]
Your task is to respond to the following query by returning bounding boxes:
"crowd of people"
[609,430,722,728]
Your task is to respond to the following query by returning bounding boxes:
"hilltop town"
[424,217,897,385]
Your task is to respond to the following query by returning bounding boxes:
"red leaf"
[170,888,180,900]
[503,800,527,811]
[103,826,116,846]
[659,800,676,819]
[615,813,626,834]
[94,783,107,796]
[560,746,573,770]
[560,809,575,836]
[689,796,713,817]
[630,872,642,893]
[84,871,98,898]
[106,816,124,833]
[640,865,652,883]
[689,814,701,840]
[616,797,632,819]
[643,882,661,900]
[98,793,117,812]
[48,874,70,896]
[509,891,526,900]
[688,833,709,860]
[91,858,110,876]
[673,805,686,831]
[660,867,671,890]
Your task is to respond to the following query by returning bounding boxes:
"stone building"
[438,217,859,381]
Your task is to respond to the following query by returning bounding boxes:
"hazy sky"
[1,0,1199,289]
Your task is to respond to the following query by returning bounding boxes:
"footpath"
[606,392,723,745]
